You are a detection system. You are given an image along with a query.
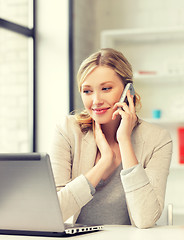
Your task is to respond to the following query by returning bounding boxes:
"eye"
[102,87,112,91]
[83,89,92,94]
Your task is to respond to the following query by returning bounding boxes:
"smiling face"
[81,66,124,125]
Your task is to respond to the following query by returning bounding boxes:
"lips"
[92,107,110,115]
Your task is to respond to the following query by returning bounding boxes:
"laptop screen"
[0,153,65,233]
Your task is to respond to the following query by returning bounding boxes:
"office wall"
[73,0,184,110]
[36,0,69,152]
[72,0,96,111]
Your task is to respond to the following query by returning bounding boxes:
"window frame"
[69,0,74,112]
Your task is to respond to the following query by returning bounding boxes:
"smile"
[92,108,110,115]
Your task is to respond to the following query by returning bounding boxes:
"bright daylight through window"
[0,0,34,152]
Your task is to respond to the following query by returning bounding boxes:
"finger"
[94,121,100,138]
[113,102,130,113]
[113,102,125,110]
[95,121,101,135]
[95,121,100,130]
[95,122,110,154]
[95,122,105,139]
[112,108,126,120]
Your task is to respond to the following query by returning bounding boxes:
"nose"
[93,92,103,106]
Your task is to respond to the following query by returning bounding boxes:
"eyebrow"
[81,81,114,88]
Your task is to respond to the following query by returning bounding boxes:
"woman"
[50,48,172,228]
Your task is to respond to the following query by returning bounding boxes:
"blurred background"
[0,0,184,225]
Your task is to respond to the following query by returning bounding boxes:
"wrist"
[117,135,131,144]
[97,155,114,170]
[118,140,138,169]
[85,160,112,188]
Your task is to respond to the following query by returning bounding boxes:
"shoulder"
[56,115,82,136]
[55,115,93,144]
[134,118,172,145]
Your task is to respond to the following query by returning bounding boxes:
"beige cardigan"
[50,115,172,229]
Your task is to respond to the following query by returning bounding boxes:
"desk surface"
[0,225,184,240]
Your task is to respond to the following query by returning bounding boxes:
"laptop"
[0,153,103,237]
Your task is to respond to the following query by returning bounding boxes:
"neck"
[101,115,121,145]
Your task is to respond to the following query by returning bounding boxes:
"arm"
[113,92,172,228]
[50,116,117,222]
[50,117,93,222]
[120,128,172,228]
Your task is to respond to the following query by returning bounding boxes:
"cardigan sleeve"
[49,116,93,222]
[120,127,172,229]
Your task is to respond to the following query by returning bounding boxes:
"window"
[0,0,35,152]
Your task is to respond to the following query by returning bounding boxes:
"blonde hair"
[75,48,141,133]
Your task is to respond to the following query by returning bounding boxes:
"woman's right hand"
[85,122,115,187]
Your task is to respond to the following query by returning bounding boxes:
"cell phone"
[119,83,135,105]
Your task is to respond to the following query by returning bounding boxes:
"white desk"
[0,225,184,240]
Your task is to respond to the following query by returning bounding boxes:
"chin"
[92,116,113,125]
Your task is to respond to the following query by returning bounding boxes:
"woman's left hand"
[112,90,137,143]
